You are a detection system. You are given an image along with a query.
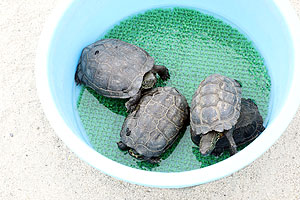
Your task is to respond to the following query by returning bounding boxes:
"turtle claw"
[117,141,129,151]
[147,157,161,164]
[229,147,238,155]
[125,91,142,113]
[160,70,170,81]
[211,148,224,157]
[153,65,170,81]
[125,101,136,113]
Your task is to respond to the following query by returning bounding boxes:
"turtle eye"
[94,50,99,55]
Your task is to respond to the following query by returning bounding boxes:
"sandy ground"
[1,0,300,199]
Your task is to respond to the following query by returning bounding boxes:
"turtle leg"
[125,90,142,113]
[147,157,161,164]
[75,63,83,85]
[224,128,238,155]
[152,65,170,81]
[117,141,130,151]
[211,147,224,157]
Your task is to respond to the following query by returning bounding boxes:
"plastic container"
[36,0,300,188]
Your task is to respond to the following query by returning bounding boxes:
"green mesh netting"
[76,7,271,172]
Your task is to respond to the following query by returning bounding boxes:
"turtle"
[190,73,242,156]
[117,87,189,163]
[191,98,265,156]
[75,38,170,112]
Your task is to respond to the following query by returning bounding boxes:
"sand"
[0,0,300,199]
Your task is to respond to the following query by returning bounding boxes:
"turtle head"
[142,72,157,90]
[199,131,223,156]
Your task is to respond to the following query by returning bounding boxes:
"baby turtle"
[75,38,170,112]
[192,98,265,156]
[190,74,242,156]
[117,87,189,163]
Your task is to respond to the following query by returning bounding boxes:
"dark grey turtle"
[190,74,242,156]
[191,98,265,156]
[75,38,170,112]
[117,87,189,163]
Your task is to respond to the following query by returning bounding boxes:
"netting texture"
[77,8,271,172]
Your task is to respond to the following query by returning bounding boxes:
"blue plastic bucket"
[36,0,300,187]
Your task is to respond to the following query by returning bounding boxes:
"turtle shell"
[120,87,189,158]
[191,98,264,149]
[75,39,155,98]
[190,74,242,136]
[211,98,265,156]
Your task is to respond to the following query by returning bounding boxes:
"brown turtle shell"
[120,87,189,158]
[190,74,242,136]
[75,39,155,98]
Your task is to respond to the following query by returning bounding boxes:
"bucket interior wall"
[47,0,293,149]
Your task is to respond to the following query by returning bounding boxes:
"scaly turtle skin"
[192,98,265,156]
[117,87,189,163]
[190,74,242,156]
[75,38,170,112]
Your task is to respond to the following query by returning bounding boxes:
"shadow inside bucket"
[85,87,128,117]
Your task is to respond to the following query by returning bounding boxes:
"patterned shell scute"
[78,39,154,98]
[120,87,189,158]
[191,74,242,135]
